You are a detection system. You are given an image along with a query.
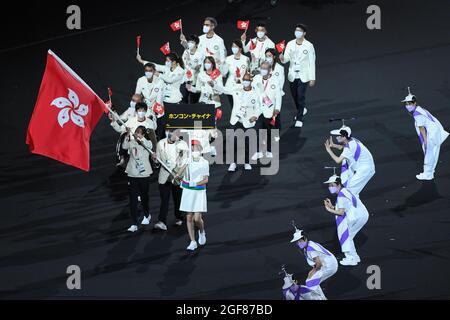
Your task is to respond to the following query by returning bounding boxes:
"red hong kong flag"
[215,108,223,121]
[235,67,241,78]
[276,40,286,53]
[26,50,109,172]
[170,19,182,32]
[153,102,165,116]
[249,39,257,50]
[237,20,249,30]
[160,42,171,55]
[186,69,193,79]
[136,35,141,49]
[210,68,221,81]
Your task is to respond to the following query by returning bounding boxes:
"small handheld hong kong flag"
[276,40,286,53]
[170,19,182,32]
[249,39,257,50]
[210,68,221,81]
[186,69,193,79]
[270,116,277,126]
[136,35,141,53]
[160,42,171,55]
[215,108,223,121]
[237,20,249,31]
[26,50,109,171]
[235,67,241,78]
[108,87,113,99]
[153,102,165,116]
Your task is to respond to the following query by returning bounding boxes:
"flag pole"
[103,102,179,182]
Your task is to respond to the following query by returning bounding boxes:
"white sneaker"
[174,219,183,226]
[294,120,303,128]
[198,231,206,246]
[127,225,138,233]
[274,136,280,142]
[251,152,263,161]
[340,257,358,266]
[244,164,252,170]
[303,108,308,116]
[154,221,168,231]
[416,172,433,180]
[228,163,237,172]
[187,241,198,251]
[265,151,273,158]
[137,196,141,202]
[141,215,151,225]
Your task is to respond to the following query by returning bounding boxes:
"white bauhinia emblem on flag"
[51,88,89,128]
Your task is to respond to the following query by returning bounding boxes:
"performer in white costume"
[280,265,322,301]
[323,174,369,266]
[290,225,338,299]
[180,140,209,251]
[402,88,449,180]
[325,125,375,197]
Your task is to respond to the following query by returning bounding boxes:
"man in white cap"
[402,88,449,180]
[324,125,375,197]
[290,225,338,299]
[323,174,369,266]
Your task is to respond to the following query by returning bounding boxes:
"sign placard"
[165,103,216,129]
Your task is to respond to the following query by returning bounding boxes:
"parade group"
[104,17,449,300]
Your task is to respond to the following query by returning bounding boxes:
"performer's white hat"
[323,174,340,184]
[282,274,295,289]
[401,87,416,103]
[401,94,416,103]
[330,125,351,136]
[290,228,304,243]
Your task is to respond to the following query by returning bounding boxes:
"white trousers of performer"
[423,140,441,178]
[344,211,369,259]
[346,165,375,197]
[307,257,338,300]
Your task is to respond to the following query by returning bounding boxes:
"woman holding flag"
[180,35,203,104]
[223,39,250,105]
[186,56,224,111]
[180,140,210,251]
[252,61,282,160]
[136,53,185,104]
[265,48,285,97]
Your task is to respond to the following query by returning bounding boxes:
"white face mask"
[295,30,304,39]
[165,60,172,68]
[256,31,265,39]
[192,151,201,159]
[265,56,273,65]
[260,69,269,77]
[203,25,210,34]
[243,80,252,88]
[188,42,195,50]
[130,101,136,109]
[145,71,153,79]
[231,47,239,55]
[204,63,212,70]
[137,111,146,119]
